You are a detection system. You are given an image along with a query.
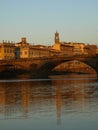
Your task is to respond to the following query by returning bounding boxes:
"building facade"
[52,32,98,56]
[15,37,60,59]
[52,32,74,55]
[0,33,98,60]
[70,42,85,55]
[0,41,15,60]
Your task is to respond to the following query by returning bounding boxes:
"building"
[52,32,92,55]
[0,41,15,60]
[0,33,97,60]
[15,37,60,59]
[15,37,30,59]
[52,32,74,55]
[96,48,98,55]
[84,44,97,56]
[69,42,86,55]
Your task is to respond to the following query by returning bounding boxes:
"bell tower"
[55,31,60,43]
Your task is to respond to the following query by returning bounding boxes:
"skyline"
[0,0,98,45]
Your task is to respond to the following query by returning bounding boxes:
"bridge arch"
[34,57,98,77]
[53,60,96,74]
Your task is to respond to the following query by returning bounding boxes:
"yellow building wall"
[0,43,15,60]
[20,47,29,58]
[52,43,60,50]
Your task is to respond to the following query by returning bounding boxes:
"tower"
[55,31,60,43]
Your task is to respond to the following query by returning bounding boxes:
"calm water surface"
[0,74,98,130]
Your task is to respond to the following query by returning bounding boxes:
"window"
[25,51,27,55]
[4,49,6,53]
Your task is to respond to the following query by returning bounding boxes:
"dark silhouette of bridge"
[0,55,98,78]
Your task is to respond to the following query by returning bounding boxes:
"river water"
[0,74,98,130]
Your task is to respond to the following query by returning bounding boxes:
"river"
[0,74,98,130]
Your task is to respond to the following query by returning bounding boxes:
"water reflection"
[0,74,98,125]
[50,74,98,124]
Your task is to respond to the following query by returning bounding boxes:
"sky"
[0,0,98,45]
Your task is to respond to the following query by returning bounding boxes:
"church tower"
[55,31,60,43]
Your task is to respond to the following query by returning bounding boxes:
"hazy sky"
[0,0,98,45]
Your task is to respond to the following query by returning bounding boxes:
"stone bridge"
[0,55,98,77]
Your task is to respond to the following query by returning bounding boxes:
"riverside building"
[0,41,15,60]
[52,32,91,55]
[52,32,74,56]
[15,37,60,59]
[0,32,97,60]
